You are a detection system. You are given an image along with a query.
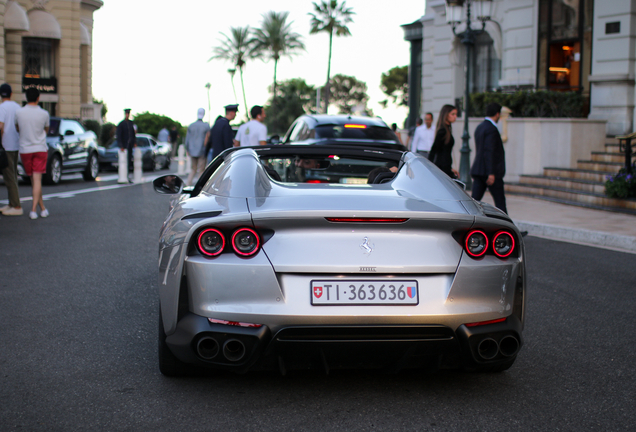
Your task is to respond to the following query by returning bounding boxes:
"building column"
[402,19,423,131]
[588,1,636,136]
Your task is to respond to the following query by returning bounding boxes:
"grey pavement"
[480,193,636,254]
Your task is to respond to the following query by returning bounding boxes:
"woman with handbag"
[428,104,460,179]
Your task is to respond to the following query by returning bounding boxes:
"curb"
[515,220,636,254]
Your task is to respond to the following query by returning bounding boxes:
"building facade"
[0,0,102,121]
[409,0,635,136]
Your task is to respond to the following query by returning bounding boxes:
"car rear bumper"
[165,312,523,373]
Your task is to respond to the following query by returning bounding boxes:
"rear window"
[260,155,397,185]
[314,125,398,142]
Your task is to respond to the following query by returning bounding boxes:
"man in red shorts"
[15,87,50,219]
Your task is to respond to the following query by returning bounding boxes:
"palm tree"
[251,11,305,98]
[210,27,256,121]
[308,0,355,113]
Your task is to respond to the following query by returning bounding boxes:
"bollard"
[177,145,187,175]
[117,149,128,183]
[133,147,143,184]
[185,152,192,175]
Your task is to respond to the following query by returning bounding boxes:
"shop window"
[471,32,501,93]
[537,0,592,93]
[23,38,56,79]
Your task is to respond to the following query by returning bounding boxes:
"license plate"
[311,280,418,305]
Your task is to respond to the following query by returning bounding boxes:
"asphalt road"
[1,171,635,431]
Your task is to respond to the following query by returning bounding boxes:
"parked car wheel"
[158,308,189,377]
[44,155,62,185]
[83,152,99,181]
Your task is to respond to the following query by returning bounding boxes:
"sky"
[92,0,425,129]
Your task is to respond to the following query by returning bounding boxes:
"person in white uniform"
[235,106,267,147]
[410,112,435,158]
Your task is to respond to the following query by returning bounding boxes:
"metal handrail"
[615,132,635,174]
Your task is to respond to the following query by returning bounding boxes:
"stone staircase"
[505,139,636,214]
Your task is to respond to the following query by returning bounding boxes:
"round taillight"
[493,231,515,258]
[465,230,488,257]
[232,228,260,256]
[197,228,225,257]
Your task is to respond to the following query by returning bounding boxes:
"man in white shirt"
[235,106,267,147]
[0,83,23,216]
[411,112,435,158]
[15,87,50,220]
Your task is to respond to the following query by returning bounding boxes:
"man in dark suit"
[470,102,507,214]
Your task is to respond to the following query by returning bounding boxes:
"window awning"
[24,9,62,39]
[4,1,30,32]
[80,22,91,45]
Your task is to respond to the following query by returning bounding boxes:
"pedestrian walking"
[14,87,49,220]
[411,113,435,158]
[116,108,136,180]
[205,104,238,162]
[185,108,209,185]
[406,118,422,150]
[157,126,169,143]
[169,125,179,157]
[0,83,23,216]
[470,102,507,214]
[235,105,267,147]
[428,105,459,179]
[390,123,404,146]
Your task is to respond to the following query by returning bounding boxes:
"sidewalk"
[480,194,636,254]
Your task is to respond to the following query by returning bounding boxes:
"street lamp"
[445,0,492,188]
[205,83,211,123]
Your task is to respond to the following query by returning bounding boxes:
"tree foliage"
[133,112,184,142]
[100,123,116,147]
[308,0,355,112]
[328,74,369,114]
[252,11,305,96]
[380,65,408,108]
[210,27,258,122]
[265,78,316,135]
[82,120,101,141]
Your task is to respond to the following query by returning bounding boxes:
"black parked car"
[282,114,407,151]
[97,133,171,172]
[18,117,100,185]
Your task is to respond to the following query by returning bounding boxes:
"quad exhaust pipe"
[477,338,499,360]
[498,335,520,357]
[196,337,220,360]
[223,339,246,362]
[196,337,247,362]
[476,335,520,360]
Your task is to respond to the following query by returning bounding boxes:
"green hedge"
[469,90,586,118]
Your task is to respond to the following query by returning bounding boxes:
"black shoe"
[520,231,528,237]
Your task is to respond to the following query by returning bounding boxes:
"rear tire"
[83,153,99,181]
[44,155,62,185]
[158,307,189,376]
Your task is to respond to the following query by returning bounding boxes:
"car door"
[59,120,85,168]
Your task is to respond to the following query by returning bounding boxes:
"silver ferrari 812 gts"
[153,143,526,376]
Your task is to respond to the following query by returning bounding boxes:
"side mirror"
[453,179,467,190]
[153,175,185,195]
